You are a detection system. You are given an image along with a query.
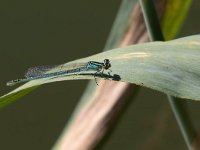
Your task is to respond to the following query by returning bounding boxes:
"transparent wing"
[25,65,58,78]
[25,62,88,78]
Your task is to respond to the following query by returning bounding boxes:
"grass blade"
[1,35,200,108]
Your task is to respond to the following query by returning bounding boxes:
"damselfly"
[7,59,111,86]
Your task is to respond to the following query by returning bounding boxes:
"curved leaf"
[1,35,200,108]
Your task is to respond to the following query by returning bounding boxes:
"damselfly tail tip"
[6,79,22,86]
[6,81,15,86]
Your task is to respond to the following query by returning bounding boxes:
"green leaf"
[0,86,38,108]
[161,0,192,40]
[1,35,200,108]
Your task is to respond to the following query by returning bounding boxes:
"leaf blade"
[1,35,200,108]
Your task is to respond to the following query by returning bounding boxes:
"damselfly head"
[103,59,111,70]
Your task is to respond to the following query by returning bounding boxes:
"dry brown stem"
[55,3,151,150]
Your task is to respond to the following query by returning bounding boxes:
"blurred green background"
[0,0,200,149]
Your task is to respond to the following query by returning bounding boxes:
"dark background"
[0,0,200,149]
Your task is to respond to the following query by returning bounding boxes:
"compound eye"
[104,59,111,69]
[104,59,109,64]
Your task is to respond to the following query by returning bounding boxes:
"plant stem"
[53,1,143,150]
[139,0,196,149]
[168,96,196,150]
